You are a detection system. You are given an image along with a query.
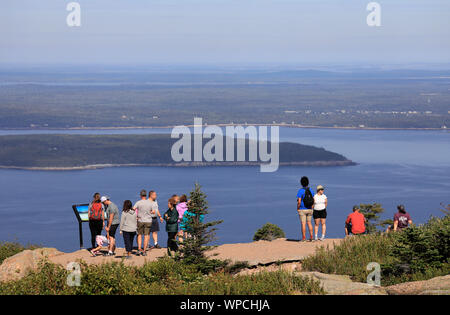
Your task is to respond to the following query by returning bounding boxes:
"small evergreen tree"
[359,203,391,233]
[253,223,285,241]
[178,183,223,264]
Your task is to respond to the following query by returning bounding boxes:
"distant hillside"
[0,134,354,169]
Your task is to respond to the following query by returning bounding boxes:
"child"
[164,197,179,256]
[89,234,109,257]
[176,194,188,242]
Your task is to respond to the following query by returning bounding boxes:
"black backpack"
[302,188,314,209]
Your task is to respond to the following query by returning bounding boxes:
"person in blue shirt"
[296,176,315,241]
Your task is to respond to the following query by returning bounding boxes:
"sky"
[1,0,450,66]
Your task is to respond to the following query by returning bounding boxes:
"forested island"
[0,134,354,170]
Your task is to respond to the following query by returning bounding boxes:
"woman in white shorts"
[313,185,327,241]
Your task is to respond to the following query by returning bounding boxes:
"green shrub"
[302,233,395,283]
[302,215,450,286]
[381,215,450,285]
[253,223,286,241]
[0,242,40,264]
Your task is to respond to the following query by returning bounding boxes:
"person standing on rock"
[88,192,105,249]
[164,197,179,256]
[296,176,315,241]
[102,196,120,256]
[312,185,327,241]
[176,194,189,243]
[133,189,153,256]
[148,190,163,249]
[120,200,137,259]
[345,205,366,236]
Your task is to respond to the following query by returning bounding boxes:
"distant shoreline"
[0,160,356,171]
[0,123,448,132]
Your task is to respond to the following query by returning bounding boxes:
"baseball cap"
[352,205,360,211]
[100,196,109,203]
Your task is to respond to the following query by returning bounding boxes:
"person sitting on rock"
[345,205,366,236]
[386,205,413,233]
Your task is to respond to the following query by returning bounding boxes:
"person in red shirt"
[345,205,366,235]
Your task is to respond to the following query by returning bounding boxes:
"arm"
[297,198,301,210]
[168,211,179,224]
[157,209,163,223]
[393,220,398,231]
[107,213,114,230]
[325,197,328,209]
[119,213,125,232]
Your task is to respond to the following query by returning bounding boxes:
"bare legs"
[314,219,326,240]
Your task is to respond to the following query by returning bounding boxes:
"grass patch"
[0,257,324,295]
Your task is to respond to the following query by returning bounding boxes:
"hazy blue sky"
[1,0,450,66]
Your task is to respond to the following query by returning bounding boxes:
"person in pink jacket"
[176,194,188,242]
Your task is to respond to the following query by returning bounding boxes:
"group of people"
[87,190,197,259]
[87,176,414,257]
[296,176,413,241]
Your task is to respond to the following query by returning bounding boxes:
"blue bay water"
[0,127,449,252]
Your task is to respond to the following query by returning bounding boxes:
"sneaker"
[320,236,325,241]
[155,244,161,249]
[141,251,147,256]
[89,250,97,257]
[106,252,114,256]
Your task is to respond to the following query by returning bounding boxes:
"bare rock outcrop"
[0,248,63,282]
[294,272,387,295]
[385,275,450,295]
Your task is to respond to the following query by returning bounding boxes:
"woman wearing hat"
[312,185,327,241]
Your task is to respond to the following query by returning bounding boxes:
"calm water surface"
[0,127,448,251]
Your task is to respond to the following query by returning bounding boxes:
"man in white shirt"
[133,189,153,256]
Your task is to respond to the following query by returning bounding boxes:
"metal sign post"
[72,203,90,249]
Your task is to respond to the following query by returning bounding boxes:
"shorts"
[298,209,313,223]
[150,218,160,232]
[313,209,327,219]
[137,221,152,235]
[108,224,119,238]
